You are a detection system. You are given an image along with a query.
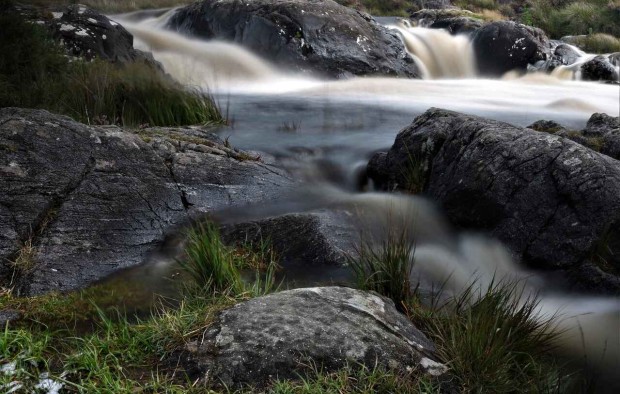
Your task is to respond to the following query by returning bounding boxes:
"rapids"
[111,9,619,384]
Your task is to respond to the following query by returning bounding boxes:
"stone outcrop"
[16,3,161,69]
[0,108,292,295]
[410,9,483,35]
[222,210,356,266]
[581,55,620,83]
[166,0,420,79]
[182,286,448,388]
[529,113,620,161]
[472,21,550,76]
[368,108,620,293]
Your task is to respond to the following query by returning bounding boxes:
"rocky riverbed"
[1,0,620,392]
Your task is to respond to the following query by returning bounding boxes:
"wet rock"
[16,3,161,69]
[581,56,619,83]
[221,210,357,267]
[529,113,620,161]
[553,43,582,66]
[182,286,447,388]
[473,21,550,76]
[0,108,292,295]
[166,0,420,79]
[584,113,620,136]
[411,9,482,35]
[368,108,620,293]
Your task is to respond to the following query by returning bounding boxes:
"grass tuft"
[569,33,620,53]
[0,9,223,127]
[10,239,37,277]
[521,0,620,38]
[349,227,416,310]
[402,148,426,194]
[268,361,441,394]
[180,220,281,298]
[407,281,565,393]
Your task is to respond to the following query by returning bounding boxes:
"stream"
[93,8,620,385]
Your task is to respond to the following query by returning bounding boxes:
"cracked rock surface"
[368,108,620,293]
[183,286,447,388]
[166,0,420,79]
[0,108,292,295]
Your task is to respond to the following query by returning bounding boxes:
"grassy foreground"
[1,219,582,393]
[0,2,223,127]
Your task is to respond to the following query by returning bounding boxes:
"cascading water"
[112,9,620,384]
[389,20,476,79]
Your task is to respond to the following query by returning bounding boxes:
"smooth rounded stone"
[553,43,582,66]
[472,21,550,76]
[0,108,292,295]
[182,287,447,388]
[166,0,420,79]
[367,108,620,293]
[581,56,619,83]
[15,3,160,69]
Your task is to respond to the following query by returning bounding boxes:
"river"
[106,8,620,385]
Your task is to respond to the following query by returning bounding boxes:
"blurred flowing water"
[93,9,620,383]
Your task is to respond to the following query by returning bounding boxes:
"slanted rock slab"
[183,287,447,388]
[0,108,292,295]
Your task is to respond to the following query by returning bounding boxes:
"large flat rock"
[0,108,292,295]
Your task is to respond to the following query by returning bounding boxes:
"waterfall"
[389,20,476,79]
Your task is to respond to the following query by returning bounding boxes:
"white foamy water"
[120,15,618,119]
[389,21,476,78]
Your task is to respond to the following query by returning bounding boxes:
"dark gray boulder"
[368,108,620,293]
[553,43,582,66]
[581,56,619,83]
[472,21,550,76]
[15,3,160,69]
[410,9,482,35]
[166,0,420,79]
[221,210,356,266]
[0,108,292,295]
[182,286,447,388]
